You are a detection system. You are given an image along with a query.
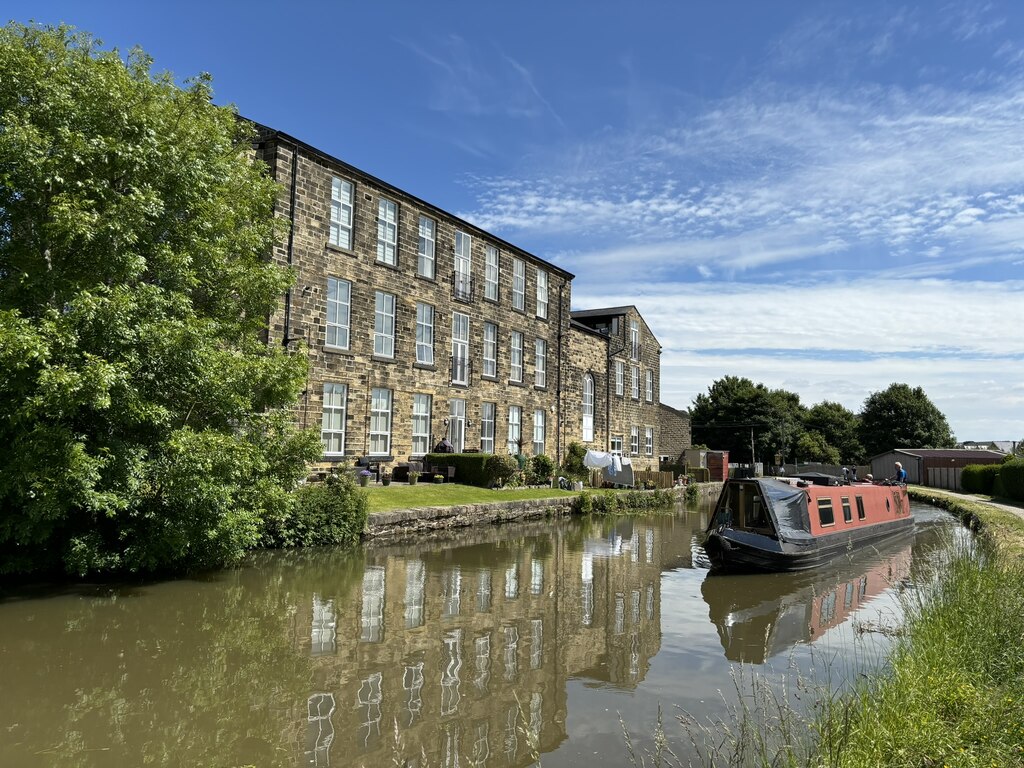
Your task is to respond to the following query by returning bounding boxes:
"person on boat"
[894,461,907,484]
[842,466,849,482]
[851,467,858,481]
[865,473,874,483]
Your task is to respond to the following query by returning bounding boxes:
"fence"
[927,466,962,491]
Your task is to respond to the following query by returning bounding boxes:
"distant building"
[958,440,1015,454]
[868,448,1005,490]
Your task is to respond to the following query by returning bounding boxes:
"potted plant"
[358,469,373,487]
[433,473,445,484]
[408,470,420,486]
[381,470,392,487]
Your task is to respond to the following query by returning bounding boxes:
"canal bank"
[364,482,724,539]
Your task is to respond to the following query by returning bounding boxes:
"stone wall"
[658,403,692,463]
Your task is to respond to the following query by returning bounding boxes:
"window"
[841,496,853,523]
[329,177,353,249]
[615,360,624,396]
[325,277,350,349]
[507,406,522,454]
[512,258,525,310]
[485,245,499,301]
[631,366,640,399]
[582,374,594,442]
[645,370,654,402]
[536,269,548,319]
[321,382,347,456]
[369,388,392,455]
[455,230,472,300]
[417,216,435,278]
[856,496,866,520]
[818,498,835,526]
[510,331,523,382]
[630,426,639,455]
[449,398,466,453]
[533,409,546,455]
[534,338,546,388]
[415,303,434,365]
[630,319,640,360]
[412,394,432,456]
[645,427,653,456]
[452,312,470,385]
[483,322,497,378]
[376,198,397,265]
[374,291,395,358]
[480,402,496,454]
[610,434,623,454]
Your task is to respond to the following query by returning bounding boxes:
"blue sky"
[9,1,1024,442]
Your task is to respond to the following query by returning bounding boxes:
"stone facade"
[252,124,667,470]
[658,403,692,464]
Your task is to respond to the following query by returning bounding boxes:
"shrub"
[264,472,368,549]
[561,441,589,481]
[962,464,1001,494]
[571,491,594,515]
[999,458,1024,501]
[684,482,700,504]
[531,454,556,480]
[484,454,519,487]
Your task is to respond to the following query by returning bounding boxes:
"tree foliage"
[804,400,864,464]
[858,383,956,459]
[0,23,319,576]
[690,376,805,464]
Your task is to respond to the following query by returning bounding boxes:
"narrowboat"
[702,477,912,573]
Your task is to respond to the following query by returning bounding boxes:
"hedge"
[999,458,1024,501]
[424,452,492,487]
[961,464,1001,494]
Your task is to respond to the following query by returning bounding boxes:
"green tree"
[858,383,956,459]
[804,400,864,463]
[691,376,806,464]
[794,430,842,465]
[0,23,319,576]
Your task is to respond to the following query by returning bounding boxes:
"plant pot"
[381,478,391,487]
[408,477,418,486]
[358,476,370,487]
[433,477,444,484]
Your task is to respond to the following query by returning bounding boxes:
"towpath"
[911,486,1024,523]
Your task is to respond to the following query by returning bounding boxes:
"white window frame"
[481,402,496,454]
[534,338,546,388]
[535,269,548,319]
[533,409,545,456]
[630,319,640,360]
[369,388,392,456]
[485,245,499,301]
[412,394,432,456]
[449,398,466,453]
[507,405,522,455]
[455,230,472,300]
[374,292,396,358]
[645,426,654,456]
[631,365,640,399]
[610,434,623,455]
[452,312,470,385]
[582,374,594,442]
[415,302,434,365]
[325,276,350,350]
[646,370,654,402]
[321,382,347,456]
[510,331,523,383]
[630,425,639,456]
[417,215,435,278]
[615,360,624,396]
[329,177,354,250]
[376,198,397,265]
[512,258,526,311]
[483,322,497,378]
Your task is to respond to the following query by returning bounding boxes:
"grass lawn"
[362,483,577,513]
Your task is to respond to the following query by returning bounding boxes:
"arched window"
[582,374,594,442]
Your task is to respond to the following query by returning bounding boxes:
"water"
[0,501,959,767]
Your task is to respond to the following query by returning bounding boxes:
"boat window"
[817,498,835,527]
[841,497,852,523]
[886,497,891,512]
[855,496,866,520]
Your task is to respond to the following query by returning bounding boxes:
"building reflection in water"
[294,515,696,767]
[701,538,913,664]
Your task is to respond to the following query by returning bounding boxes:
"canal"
[0,500,959,767]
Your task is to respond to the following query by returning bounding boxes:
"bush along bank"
[571,488,676,515]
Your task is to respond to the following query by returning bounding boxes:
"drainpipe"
[282,140,299,348]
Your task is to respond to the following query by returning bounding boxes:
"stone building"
[251,124,672,471]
